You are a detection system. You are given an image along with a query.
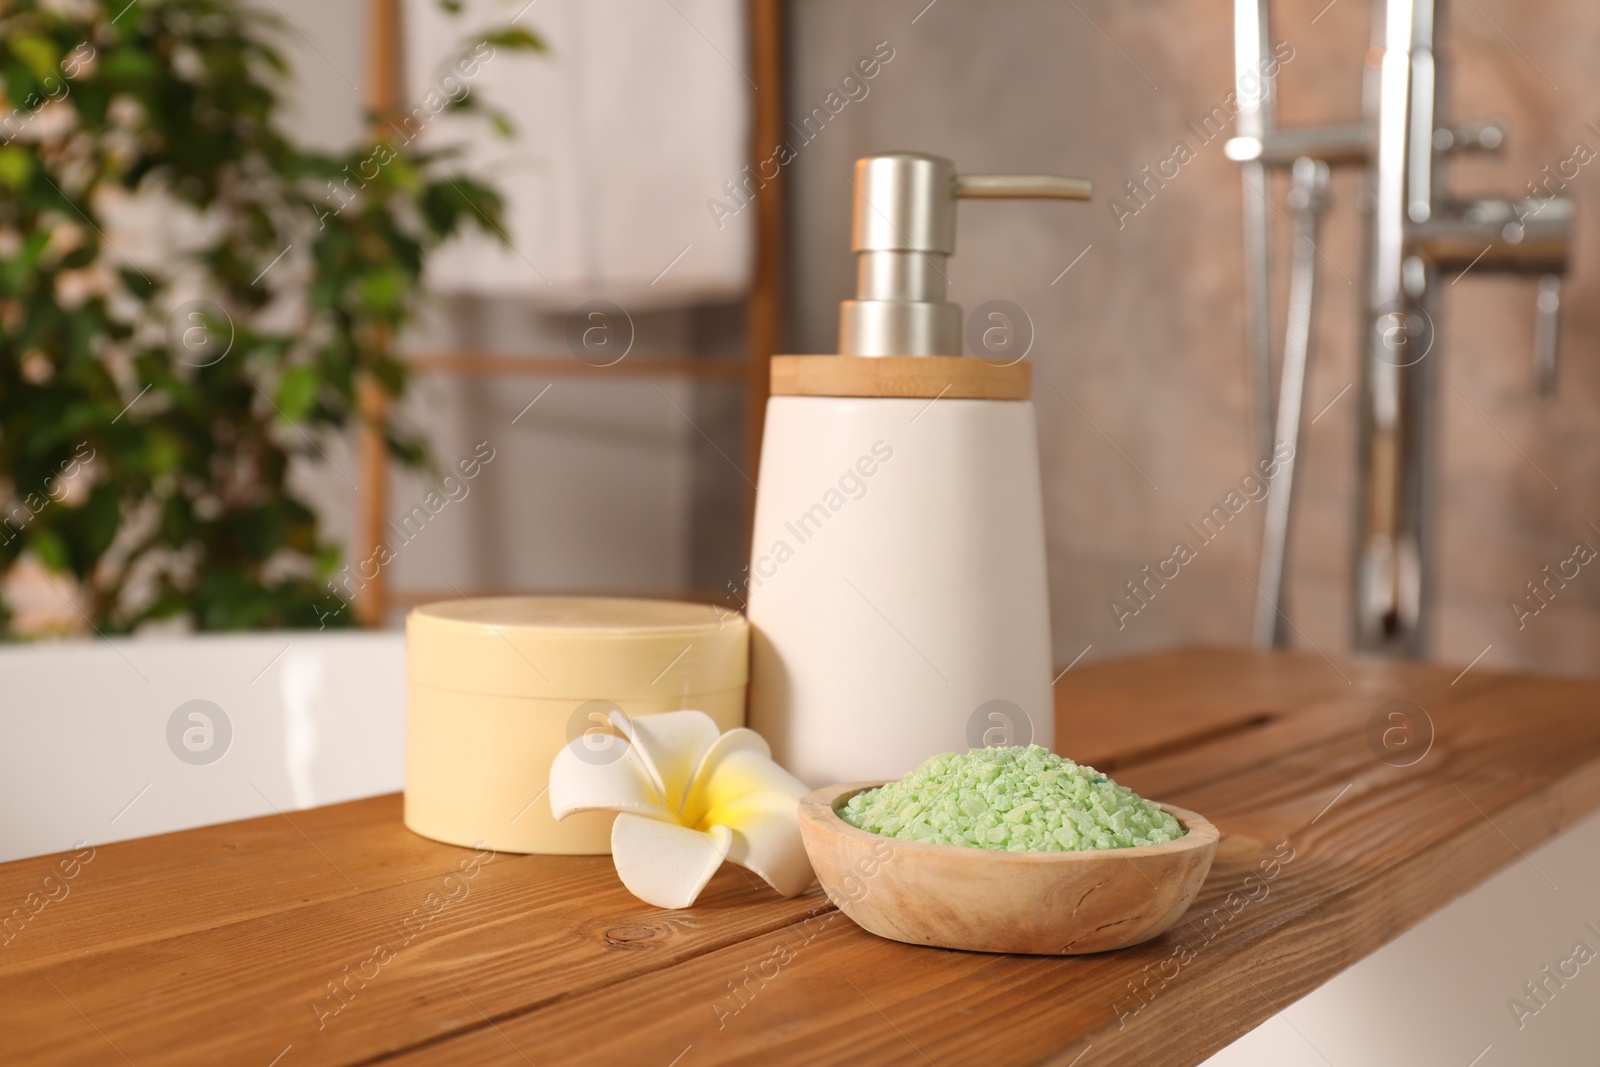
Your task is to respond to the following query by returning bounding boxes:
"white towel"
[400,0,753,308]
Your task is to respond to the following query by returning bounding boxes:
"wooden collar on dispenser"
[769,355,1031,400]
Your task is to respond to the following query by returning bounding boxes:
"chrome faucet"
[1228,0,1574,657]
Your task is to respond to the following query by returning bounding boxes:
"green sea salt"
[839,745,1184,852]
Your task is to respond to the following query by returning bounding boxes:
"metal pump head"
[838,152,1092,357]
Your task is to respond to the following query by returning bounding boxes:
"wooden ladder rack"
[358,0,785,622]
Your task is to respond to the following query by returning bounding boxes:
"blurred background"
[2,0,1595,674]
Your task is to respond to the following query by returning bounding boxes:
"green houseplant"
[0,0,539,635]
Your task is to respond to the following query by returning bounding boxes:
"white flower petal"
[610,709,722,814]
[688,727,772,784]
[548,736,660,820]
[610,813,732,909]
[708,791,815,898]
[695,745,810,813]
[549,711,812,907]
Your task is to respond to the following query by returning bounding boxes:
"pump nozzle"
[840,153,1091,356]
[954,174,1094,200]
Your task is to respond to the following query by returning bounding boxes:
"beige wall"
[782,0,1600,677]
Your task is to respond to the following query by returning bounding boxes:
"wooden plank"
[0,795,442,975]
[377,666,1600,1066]
[744,0,786,532]
[354,0,405,626]
[404,352,746,381]
[355,377,390,625]
[1053,644,1511,768]
[4,648,1598,1067]
[0,823,833,1065]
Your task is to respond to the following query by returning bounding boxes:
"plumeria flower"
[549,709,815,909]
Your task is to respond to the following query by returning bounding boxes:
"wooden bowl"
[798,782,1219,955]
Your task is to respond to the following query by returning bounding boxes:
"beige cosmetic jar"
[404,597,748,854]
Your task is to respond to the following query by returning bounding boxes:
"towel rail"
[404,353,747,381]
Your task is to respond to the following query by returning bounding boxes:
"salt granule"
[839,745,1185,852]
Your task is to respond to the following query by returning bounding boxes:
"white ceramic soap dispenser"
[747,152,1091,786]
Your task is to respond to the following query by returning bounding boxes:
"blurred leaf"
[68,485,122,570]
[0,147,32,191]
[29,527,70,574]
[99,47,159,85]
[118,267,157,300]
[358,268,407,314]
[144,430,184,478]
[160,493,194,546]
[481,28,546,52]
[231,503,285,561]
[274,364,320,423]
[9,35,60,82]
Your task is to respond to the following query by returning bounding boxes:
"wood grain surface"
[3,646,1597,1066]
[769,355,1032,399]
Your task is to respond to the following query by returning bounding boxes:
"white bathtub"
[0,631,405,864]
